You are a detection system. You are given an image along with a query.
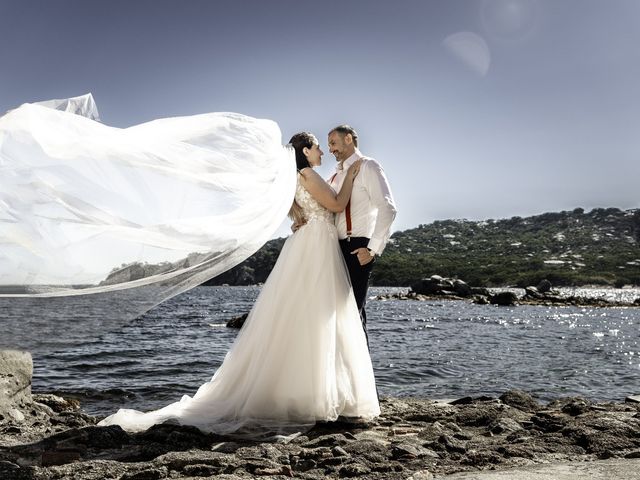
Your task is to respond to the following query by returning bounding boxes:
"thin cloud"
[443,32,491,77]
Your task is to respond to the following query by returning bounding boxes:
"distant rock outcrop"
[489,291,518,306]
[410,275,472,298]
[99,252,215,286]
[379,275,640,307]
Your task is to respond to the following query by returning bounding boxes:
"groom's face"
[328,131,350,162]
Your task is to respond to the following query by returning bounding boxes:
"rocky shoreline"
[2,352,640,479]
[375,275,640,307]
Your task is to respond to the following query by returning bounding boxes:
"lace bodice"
[295,175,334,226]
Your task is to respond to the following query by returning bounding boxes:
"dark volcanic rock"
[120,467,169,480]
[471,287,491,296]
[499,390,541,412]
[226,313,248,329]
[338,462,371,477]
[531,410,572,433]
[489,291,518,306]
[303,433,350,448]
[411,276,446,295]
[537,279,552,293]
[489,417,524,435]
[473,295,490,304]
[0,461,26,480]
[391,442,439,460]
[452,279,472,297]
[561,398,591,416]
[449,396,475,406]
[437,434,467,454]
[524,286,544,299]
[153,450,234,472]
[33,393,80,413]
[454,404,504,427]
[182,463,221,476]
[383,276,637,307]
[576,414,640,456]
[342,438,388,463]
[410,275,467,298]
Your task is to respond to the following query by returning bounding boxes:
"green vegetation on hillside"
[205,207,640,287]
[205,238,286,286]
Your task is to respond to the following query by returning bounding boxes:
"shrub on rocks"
[537,279,552,293]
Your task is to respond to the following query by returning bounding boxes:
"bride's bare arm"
[299,160,361,213]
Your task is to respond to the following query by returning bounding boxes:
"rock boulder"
[0,350,33,414]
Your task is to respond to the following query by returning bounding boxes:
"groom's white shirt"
[328,148,397,255]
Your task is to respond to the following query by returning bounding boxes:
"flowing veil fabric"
[0,94,296,351]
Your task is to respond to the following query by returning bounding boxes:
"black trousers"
[339,237,374,345]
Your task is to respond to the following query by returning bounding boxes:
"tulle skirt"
[98,217,380,438]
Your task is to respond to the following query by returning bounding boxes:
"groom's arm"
[364,159,397,256]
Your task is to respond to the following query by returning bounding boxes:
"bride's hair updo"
[289,132,317,171]
[287,131,317,225]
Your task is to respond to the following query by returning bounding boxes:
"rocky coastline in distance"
[224,276,639,330]
[375,275,640,307]
[2,351,640,479]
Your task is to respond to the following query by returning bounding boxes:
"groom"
[327,125,396,342]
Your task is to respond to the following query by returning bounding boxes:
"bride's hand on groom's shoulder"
[347,159,363,178]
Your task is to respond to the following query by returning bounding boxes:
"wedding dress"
[98,175,380,438]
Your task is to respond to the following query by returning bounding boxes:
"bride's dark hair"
[289,132,316,171]
[287,131,317,225]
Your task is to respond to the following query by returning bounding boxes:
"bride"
[98,131,380,437]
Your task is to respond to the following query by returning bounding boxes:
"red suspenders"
[330,172,352,241]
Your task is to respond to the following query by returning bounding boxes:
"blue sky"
[1,0,639,237]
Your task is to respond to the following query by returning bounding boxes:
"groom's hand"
[351,248,374,266]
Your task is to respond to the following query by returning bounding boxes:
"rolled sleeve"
[364,160,397,255]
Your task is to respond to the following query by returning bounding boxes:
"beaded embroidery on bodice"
[295,175,334,225]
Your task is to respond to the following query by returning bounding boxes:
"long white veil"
[0,94,295,351]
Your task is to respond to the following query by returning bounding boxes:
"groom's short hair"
[329,125,359,148]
